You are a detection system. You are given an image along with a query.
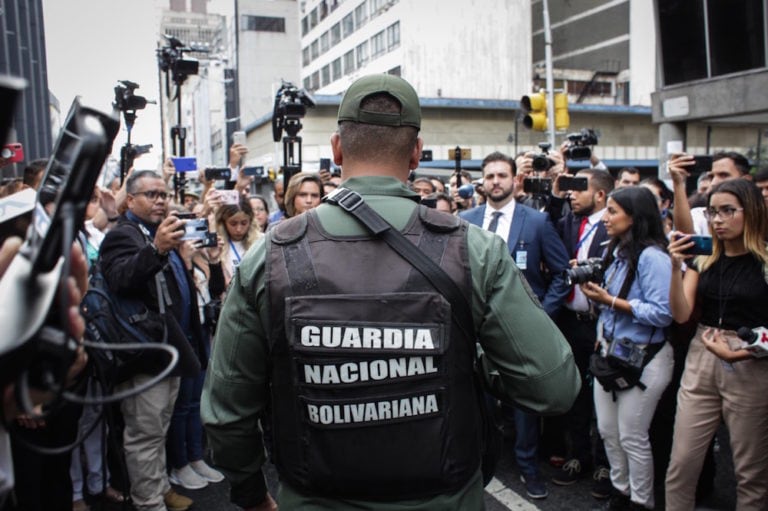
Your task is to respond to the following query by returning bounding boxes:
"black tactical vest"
[265,204,481,500]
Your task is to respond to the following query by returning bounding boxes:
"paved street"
[144,425,736,511]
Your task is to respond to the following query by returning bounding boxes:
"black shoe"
[519,474,549,499]
[552,458,583,485]
[627,501,652,510]
[601,492,630,510]
[591,466,612,499]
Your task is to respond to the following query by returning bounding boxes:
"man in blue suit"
[460,151,570,500]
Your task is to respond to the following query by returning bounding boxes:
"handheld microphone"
[737,326,768,358]
[458,183,475,199]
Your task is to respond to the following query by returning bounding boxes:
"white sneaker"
[169,464,208,490]
[190,459,225,483]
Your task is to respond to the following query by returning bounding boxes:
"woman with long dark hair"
[580,186,674,510]
[665,179,768,510]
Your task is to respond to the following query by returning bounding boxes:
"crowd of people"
[0,72,767,511]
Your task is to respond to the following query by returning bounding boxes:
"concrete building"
[651,0,768,171]
[158,0,229,167]
[239,0,756,178]
[0,0,53,172]
[237,0,302,127]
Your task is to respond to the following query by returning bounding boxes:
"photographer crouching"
[577,186,674,510]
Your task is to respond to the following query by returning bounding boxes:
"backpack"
[80,262,169,380]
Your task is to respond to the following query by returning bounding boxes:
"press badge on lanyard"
[515,241,527,270]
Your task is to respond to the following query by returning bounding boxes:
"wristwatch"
[150,242,168,258]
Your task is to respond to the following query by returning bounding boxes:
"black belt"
[563,309,597,323]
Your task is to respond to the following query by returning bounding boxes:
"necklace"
[718,254,748,327]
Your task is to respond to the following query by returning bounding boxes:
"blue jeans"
[503,404,541,478]
[167,371,205,469]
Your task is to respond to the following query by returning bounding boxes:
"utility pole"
[542,0,556,147]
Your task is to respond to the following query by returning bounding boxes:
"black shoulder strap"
[322,187,474,338]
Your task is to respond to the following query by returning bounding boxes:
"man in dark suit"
[550,168,614,497]
[460,151,570,500]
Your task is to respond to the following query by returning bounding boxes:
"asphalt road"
[125,425,735,511]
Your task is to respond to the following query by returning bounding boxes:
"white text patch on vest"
[299,325,438,350]
[303,356,438,385]
[306,393,439,426]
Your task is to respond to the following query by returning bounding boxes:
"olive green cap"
[337,74,421,129]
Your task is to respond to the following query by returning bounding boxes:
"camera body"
[564,257,604,286]
[2,142,24,163]
[564,128,599,160]
[204,167,231,181]
[530,141,554,172]
[607,337,645,370]
[523,177,552,196]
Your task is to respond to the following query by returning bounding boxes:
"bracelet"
[610,296,618,310]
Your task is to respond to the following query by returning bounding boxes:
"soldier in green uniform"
[201,74,580,511]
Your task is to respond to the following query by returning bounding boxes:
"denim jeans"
[167,370,205,469]
[502,404,540,478]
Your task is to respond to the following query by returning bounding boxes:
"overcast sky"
[41,0,234,170]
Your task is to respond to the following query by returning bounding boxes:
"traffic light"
[520,91,548,131]
[554,92,570,131]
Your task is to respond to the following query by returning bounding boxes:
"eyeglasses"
[703,206,744,221]
[133,190,169,201]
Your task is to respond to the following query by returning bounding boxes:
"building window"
[332,57,342,81]
[301,16,309,36]
[320,31,330,53]
[356,40,369,68]
[304,76,311,90]
[331,22,341,46]
[321,64,331,86]
[302,47,311,66]
[371,30,385,58]
[242,15,286,33]
[309,7,318,30]
[311,70,320,91]
[387,21,400,50]
[388,65,401,77]
[319,0,328,21]
[342,12,354,37]
[310,40,319,60]
[343,49,355,74]
[354,2,368,28]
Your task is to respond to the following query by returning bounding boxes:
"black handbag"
[324,188,503,486]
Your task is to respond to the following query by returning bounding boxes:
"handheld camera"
[607,337,645,370]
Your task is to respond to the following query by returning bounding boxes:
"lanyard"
[574,221,599,254]
[229,240,242,263]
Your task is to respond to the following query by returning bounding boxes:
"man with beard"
[461,151,570,500]
[550,169,613,497]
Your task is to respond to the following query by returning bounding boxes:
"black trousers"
[548,309,608,468]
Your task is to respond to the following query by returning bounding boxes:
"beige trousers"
[665,325,768,511]
[118,375,180,511]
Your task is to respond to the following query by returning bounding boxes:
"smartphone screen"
[232,131,246,146]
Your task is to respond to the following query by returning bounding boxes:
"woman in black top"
[665,179,768,510]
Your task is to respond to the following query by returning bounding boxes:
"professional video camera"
[157,35,200,87]
[272,81,315,186]
[564,257,604,286]
[564,128,599,161]
[271,81,316,142]
[113,80,151,112]
[113,80,155,183]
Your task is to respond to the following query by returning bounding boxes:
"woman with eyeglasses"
[666,179,768,510]
[578,186,674,510]
[248,194,270,233]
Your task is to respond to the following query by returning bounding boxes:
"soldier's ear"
[408,137,423,171]
[331,132,343,166]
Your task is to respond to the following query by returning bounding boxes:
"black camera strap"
[323,187,475,334]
